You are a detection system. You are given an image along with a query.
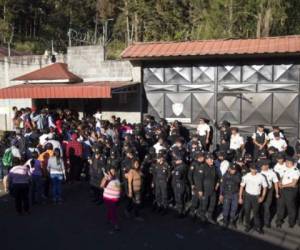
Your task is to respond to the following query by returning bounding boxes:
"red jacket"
[66,134,83,158]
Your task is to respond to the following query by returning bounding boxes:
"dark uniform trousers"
[200,192,216,219]
[155,180,168,208]
[190,188,202,215]
[223,193,239,222]
[244,193,261,228]
[276,188,298,226]
[13,183,30,214]
[174,182,185,214]
[262,187,273,225]
[199,136,207,151]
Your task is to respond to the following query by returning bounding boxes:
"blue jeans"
[222,193,239,222]
[31,175,43,204]
[50,174,63,201]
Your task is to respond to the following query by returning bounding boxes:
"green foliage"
[0,0,299,57]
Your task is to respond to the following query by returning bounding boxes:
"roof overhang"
[121,35,300,61]
[0,82,139,99]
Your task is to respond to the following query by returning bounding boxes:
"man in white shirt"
[259,159,279,228]
[196,118,210,151]
[268,126,284,141]
[216,151,230,177]
[274,153,287,179]
[268,132,287,152]
[230,127,244,159]
[153,137,167,154]
[276,157,300,228]
[239,163,267,234]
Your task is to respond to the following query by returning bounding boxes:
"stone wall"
[67,45,138,82]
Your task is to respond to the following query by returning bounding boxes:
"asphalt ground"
[0,182,299,250]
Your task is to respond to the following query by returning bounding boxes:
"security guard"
[188,152,205,219]
[219,164,241,228]
[152,153,171,214]
[106,150,121,178]
[259,159,279,228]
[252,125,268,160]
[276,157,300,228]
[199,153,219,223]
[172,155,188,218]
[239,163,267,234]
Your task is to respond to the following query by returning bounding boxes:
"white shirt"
[268,138,287,152]
[268,131,284,141]
[220,160,230,176]
[39,133,53,145]
[230,134,244,150]
[274,162,287,179]
[260,169,278,188]
[281,166,300,185]
[241,173,268,196]
[10,146,21,159]
[153,143,166,154]
[197,123,210,136]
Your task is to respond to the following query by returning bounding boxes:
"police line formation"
[2,107,300,234]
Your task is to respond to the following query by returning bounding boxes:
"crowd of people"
[1,106,300,234]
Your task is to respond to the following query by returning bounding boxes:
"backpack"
[2,148,12,168]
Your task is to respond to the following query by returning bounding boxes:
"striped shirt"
[103,178,121,202]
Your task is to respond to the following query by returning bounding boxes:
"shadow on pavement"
[0,183,298,250]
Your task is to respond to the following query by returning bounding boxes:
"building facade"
[122,36,300,145]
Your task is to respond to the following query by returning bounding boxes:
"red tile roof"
[13,63,83,83]
[121,35,300,60]
[0,82,136,99]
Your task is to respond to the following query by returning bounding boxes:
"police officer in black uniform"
[188,152,205,219]
[152,153,171,214]
[199,153,219,223]
[172,154,188,218]
[216,120,231,153]
[219,164,241,228]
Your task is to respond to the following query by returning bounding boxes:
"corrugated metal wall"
[143,62,300,145]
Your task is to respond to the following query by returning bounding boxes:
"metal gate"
[143,63,300,145]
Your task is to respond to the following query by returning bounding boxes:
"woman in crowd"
[8,157,31,215]
[101,168,121,232]
[47,148,66,203]
[127,159,143,219]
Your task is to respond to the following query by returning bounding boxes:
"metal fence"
[143,63,300,145]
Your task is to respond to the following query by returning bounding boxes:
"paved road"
[0,183,299,250]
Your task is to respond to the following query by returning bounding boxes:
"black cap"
[259,159,270,167]
[286,156,295,164]
[217,151,226,157]
[276,152,285,160]
[249,163,257,170]
[195,152,205,159]
[229,163,237,170]
[205,152,214,160]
